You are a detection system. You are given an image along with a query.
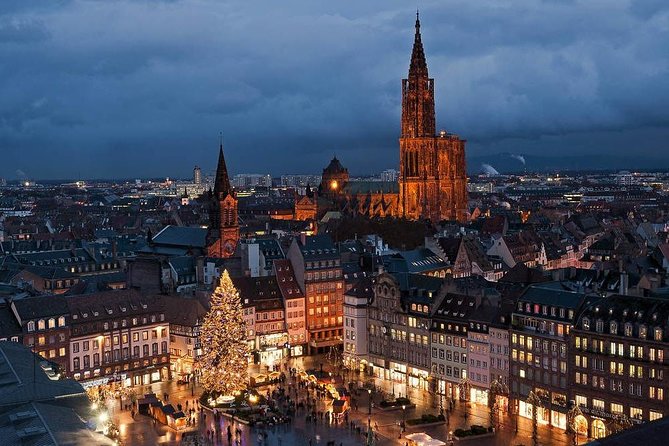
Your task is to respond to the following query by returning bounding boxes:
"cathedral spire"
[214,133,232,198]
[409,10,428,78]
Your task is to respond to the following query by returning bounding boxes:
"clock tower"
[207,139,239,258]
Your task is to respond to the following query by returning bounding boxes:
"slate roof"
[298,235,339,260]
[343,181,399,195]
[518,283,586,310]
[383,248,448,274]
[162,295,208,326]
[151,225,208,248]
[0,303,21,338]
[0,342,85,408]
[232,276,283,310]
[12,295,69,321]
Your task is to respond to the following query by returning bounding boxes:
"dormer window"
[27,321,35,332]
[610,322,618,334]
[624,323,633,337]
[655,327,663,341]
[640,325,647,339]
[596,320,604,333]
[37,320,45,330]
[58,316,65,327]
[582,318,590,330]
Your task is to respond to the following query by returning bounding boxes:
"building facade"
[343,277,374,372]
[274,259,307,357]
[510,284,586,431]
[287,234,344,354]
[571,294,669,440]
[398,14,467,223]
[66,290,170,388]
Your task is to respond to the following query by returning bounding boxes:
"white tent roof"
[405,432,446,446]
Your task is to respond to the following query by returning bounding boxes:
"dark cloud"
[0,0,667,179]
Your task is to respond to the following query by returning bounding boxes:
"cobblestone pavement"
[103,355,574,446]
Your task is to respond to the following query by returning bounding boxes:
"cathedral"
[318,13,468,223]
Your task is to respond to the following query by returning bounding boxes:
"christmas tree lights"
[197,270,249,395]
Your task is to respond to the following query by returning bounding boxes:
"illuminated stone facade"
[207,142,239,258]
[399,14,468,222]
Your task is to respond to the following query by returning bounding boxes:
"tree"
[197,270,250,395]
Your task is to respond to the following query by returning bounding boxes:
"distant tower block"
[193,165,202,184]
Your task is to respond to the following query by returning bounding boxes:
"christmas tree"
[197,269,249,395]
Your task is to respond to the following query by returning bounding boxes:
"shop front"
[519,400,551,425]
[256,333,288,368]
[407,367,429,391]
[470,387,489,405]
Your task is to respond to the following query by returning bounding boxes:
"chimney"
[620,271,628,295]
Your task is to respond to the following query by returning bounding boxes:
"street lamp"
[367,388,372,415]
[401,404,407,437]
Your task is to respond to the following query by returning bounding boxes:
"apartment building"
[571,294,669,440]
[66,290,170,388]
[287,234,344,354]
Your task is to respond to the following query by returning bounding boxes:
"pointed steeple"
[214,133,232,198]
[409,10,428,78]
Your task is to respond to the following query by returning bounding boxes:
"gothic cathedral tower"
[399,13,468,222]
[207,140,239,258]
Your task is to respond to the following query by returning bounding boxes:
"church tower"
[399,13,468,222]
[207,139,239,258]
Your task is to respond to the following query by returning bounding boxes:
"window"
[73,342,79,353]
[575,395,587,407]
[83,341,89,351]
[582,318,590,330]
[592,399,604,410]
[630,407,643,420]
[37,320,45,331]
[611,403,623,414]
[655,328,663,341]
[610,321,617,334]
[650,411,662,421]
[73,357,80,370]
[48,318,55,329]
[27,321,35,332]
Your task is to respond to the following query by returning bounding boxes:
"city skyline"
[1,1,668,180]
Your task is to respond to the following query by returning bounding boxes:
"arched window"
[582,317,590,330]
[27,321,35,332]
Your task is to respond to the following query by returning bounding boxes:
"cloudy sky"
[1,0,668,179]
